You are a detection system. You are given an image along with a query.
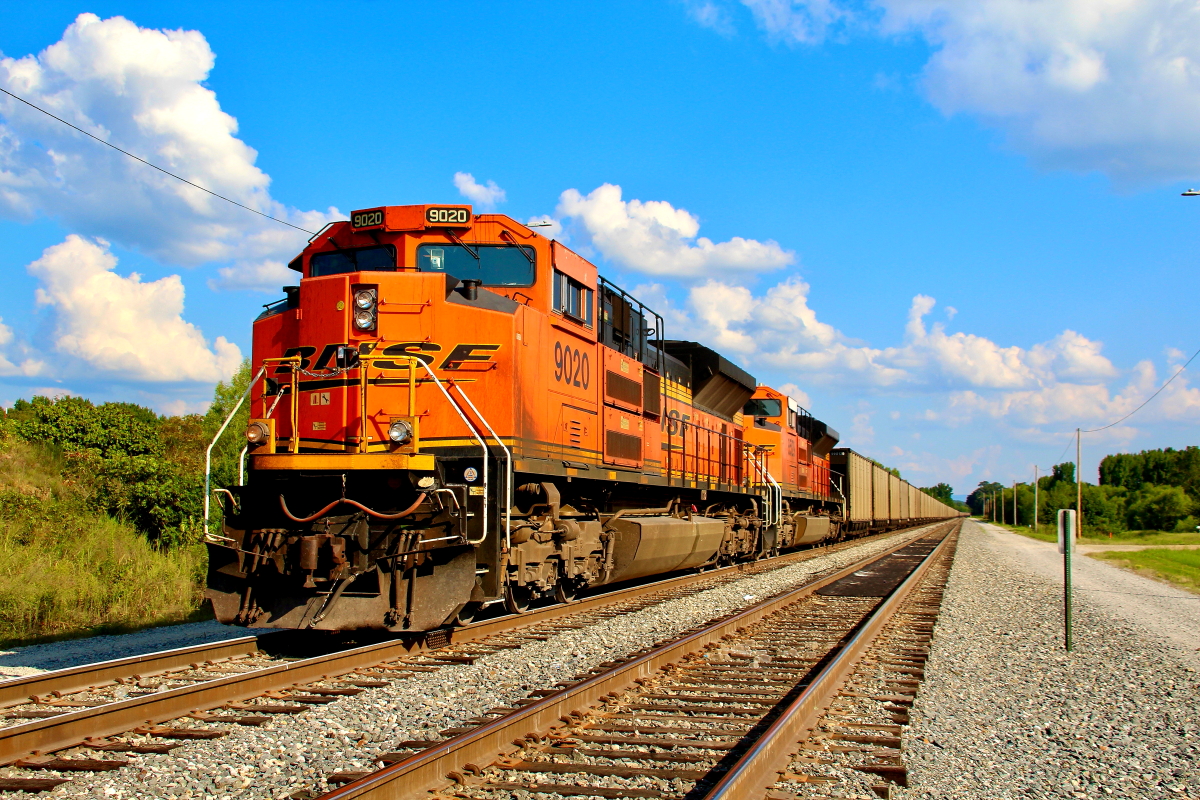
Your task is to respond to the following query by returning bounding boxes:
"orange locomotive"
[206,204,924,631]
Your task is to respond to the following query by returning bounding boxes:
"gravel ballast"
[901,520,1200,799]
[0,529,929,799]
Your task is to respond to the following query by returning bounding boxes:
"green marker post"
[1057,509,1076,652]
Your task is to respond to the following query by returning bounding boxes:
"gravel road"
[901,520,1200,800]
[0,529,926,799]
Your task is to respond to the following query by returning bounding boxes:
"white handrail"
[204,366,267,538]
[450,383,513,550]
[763,460,783,529]
[746,448,782,530]
[414,361,490,546]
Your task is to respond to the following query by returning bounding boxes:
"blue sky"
[1,1,1198,494]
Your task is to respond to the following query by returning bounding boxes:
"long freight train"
[205,204,961,631]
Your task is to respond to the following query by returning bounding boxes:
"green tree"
[1126,483,1191,531]
[2,396,204,546]
[966,481,1003,516]
[920,483,954,504]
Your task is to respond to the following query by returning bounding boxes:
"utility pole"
[1013,480,1018,527]
[1034,466,1039,535]
[1076,428,1083,538]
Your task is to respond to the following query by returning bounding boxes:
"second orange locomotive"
[206,204,954,631]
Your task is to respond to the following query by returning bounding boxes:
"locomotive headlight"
[246,420,270,445]
[388,419,413,444]
[353,308,376,330]
[353,288,376,310]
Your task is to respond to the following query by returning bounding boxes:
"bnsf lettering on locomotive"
[553,342,590,389]
[440,343,500,370]
[375,342,441,369]
[276,345,317,374]
[318,341,501,371]
[426,207,469,225]
[352,210,384,228]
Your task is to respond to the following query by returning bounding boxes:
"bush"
[1126,483,1192,532]
[0,437,203,644]
[1172,515,1200,533]
[3,395,210,546]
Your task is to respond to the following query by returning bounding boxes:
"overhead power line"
[1082,344,1200,433]
[0,85,317,236]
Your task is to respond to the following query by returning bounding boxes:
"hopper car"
[205,204,962,632]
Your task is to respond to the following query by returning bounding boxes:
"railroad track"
[0,525,936,793]
[307,520,961,800]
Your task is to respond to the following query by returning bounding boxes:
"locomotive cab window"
[553,270,594,326]
[744,398,782,418]
[310,245,396,277]
[417,244,535,286]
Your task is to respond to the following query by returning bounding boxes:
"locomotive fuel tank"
[791,513,832,545]
[602,513,726,584]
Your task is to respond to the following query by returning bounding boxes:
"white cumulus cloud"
[0,317,44,377]
[741,0,852,44]
[877,0,1200,183]
[691,1,1200,183]
[209,259,295,293]
[555,183,794,278]
[660,274,1185,435]
[678,278,1122,397]
[28,235,242,382]
[454,172,506,210]
[777,382,813,409]
[0,13,340,287]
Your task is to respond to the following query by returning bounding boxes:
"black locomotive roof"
[659,340,757,419]
[659,340,756,391]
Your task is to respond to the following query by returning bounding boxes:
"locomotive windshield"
[417,244,535,286]
[744,398,782,418]
[310,245,396,277]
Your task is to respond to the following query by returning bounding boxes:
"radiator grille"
[605,430,643,462]
[605,371,642,407]
[642,371,661,416]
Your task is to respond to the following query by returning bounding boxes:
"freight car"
[204,204,961,632]
[829,449,951,534]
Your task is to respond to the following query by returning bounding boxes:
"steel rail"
[312,522,958,800]
[0,522,914,710]
[0,524,939,765]
[698,520,960,800]
[0,635,268,710]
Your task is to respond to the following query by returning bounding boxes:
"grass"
[1091,549,1200,595]
[0,436,207,647]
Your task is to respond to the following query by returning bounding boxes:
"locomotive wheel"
[504,584,534,614]
[451,602,482,627]
[553,581,579,604]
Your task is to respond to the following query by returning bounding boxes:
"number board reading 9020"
[425,206,471,226]
[351,209,384,228]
